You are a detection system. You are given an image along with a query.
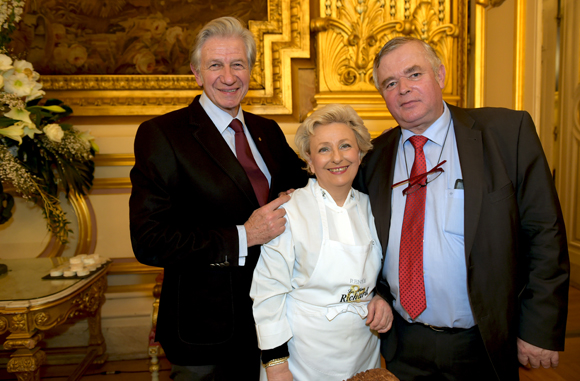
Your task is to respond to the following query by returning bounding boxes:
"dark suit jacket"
[129,96,308,365]
[357,104,569,380]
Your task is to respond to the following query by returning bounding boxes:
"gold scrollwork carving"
[72,277,107,316]
[312,0,458,92]
[7,349,46,374]
[0,316,8,334]
[3,333,44,350]
[311,0,466,118]
[33,312,49,328]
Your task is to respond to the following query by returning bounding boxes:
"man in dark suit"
[357,36,569,380]
[129,17,308,380]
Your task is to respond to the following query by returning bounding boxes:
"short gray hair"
[372,36,442,89]
[295,104,372,174]
[190,17,257,72]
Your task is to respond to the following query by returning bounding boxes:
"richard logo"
[340,285,369,303]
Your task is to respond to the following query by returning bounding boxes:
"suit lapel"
[188,98,260,207]
[448,104,483,260]
[372,128,401,255]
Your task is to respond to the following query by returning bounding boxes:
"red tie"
[399,135,429,320]
[229,119,269,206]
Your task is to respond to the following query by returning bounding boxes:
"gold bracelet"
[263,356,289,368]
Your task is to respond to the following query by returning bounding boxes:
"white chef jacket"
[251,178,382,350]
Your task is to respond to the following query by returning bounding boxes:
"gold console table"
[0,258,110,381]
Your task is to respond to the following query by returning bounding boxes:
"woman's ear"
[306,154,315,174]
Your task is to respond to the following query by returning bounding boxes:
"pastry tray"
[41,260,111,280]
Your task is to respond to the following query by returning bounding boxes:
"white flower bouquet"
[0,0,98,243]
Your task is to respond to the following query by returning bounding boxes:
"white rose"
[44,123,64,143]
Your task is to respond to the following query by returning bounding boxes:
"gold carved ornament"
[0,316,8,334]
[27,276,107,331]
[10,314,28,333]
[311,0,467,117]
[2,333,44,350]
[6,350,46,377]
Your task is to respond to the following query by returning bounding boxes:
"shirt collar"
[313,179,357,211]
[401,101,451,147]
[199,92,247,134]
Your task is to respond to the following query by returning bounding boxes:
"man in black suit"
[129,17,308,380]
[357,36,569,380]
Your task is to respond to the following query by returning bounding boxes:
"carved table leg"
[87,304,108,364]
[5,330,46,381]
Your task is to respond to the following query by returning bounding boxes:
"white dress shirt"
[385,102,475,328]
[199,92,271,266]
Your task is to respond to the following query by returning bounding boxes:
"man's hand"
[366,295,393,333]
[278,188,296,197]
[245,195,291,247]
[517,338,560,368]
[265,361,293,381]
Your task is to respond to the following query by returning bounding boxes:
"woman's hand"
[366,295,393,333]
[266,361,293,381]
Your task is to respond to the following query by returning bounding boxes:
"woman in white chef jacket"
[251,104,393,381]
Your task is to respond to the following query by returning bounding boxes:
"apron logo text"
[340,285,369,303]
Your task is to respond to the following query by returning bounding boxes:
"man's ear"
[191,64,203,87]
[437,64,446,89]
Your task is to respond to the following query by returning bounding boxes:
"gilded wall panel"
[311,0,467,118]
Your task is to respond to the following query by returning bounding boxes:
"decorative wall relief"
[311,0,467,118]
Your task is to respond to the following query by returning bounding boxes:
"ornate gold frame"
[40,0,310,116]
[311,0,468,118]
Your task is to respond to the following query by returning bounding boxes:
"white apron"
[260,188,382,380]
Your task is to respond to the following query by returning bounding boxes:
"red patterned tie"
[230,119,269,206]
[399,135,429,320]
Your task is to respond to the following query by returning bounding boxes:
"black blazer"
[357,104,569,380]
[129,96,308,365]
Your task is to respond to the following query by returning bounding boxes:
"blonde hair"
[295,104,372,173]
[190,17,256,71]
